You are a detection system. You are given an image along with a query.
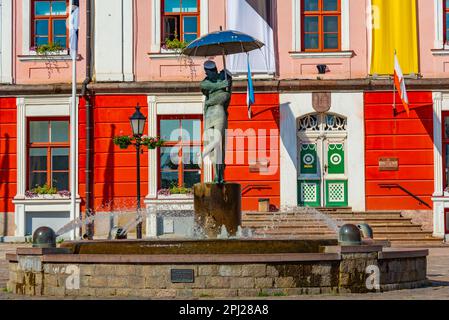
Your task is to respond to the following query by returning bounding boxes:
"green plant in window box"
[164,36,188,53]
[34,43,65,55]
[32,184,58,195]
[158,183,193,196]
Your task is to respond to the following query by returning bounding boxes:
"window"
[443,113,449,191]
[27,119,70,191]
[159,117,202,189]
[162,0,200,45]
[445,0,449,45]
[31,0,69,48]
[302,0,340,51]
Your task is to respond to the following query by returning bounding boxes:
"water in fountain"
[53,197,341,241]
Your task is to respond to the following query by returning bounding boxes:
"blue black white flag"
[69,4,79,60]
[247,54,255,119]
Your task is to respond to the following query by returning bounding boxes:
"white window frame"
[0,0,12,83]
[150,0,209,53]
[291,0,350,55]
[435,0,444,49]
[13,96,80,239]
[145,95,211,200]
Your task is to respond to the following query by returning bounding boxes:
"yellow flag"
[370,0,418,75]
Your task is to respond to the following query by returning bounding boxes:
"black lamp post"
[129,104,147,239]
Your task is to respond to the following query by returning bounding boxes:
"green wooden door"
[298,143,321,207]
[324,143,348,207]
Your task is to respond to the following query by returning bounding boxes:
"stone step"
[373,233,435,240]
[334,217,413,223]
[241,222,331,229]
[253,229,336,236]
[379,238,444,245]
[370,226,424,233]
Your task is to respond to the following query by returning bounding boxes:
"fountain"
[5,63,429,298]
[6,203,429,298]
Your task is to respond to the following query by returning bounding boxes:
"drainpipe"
[81,0,93,239]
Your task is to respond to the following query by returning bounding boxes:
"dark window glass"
[35,1,51,15]
[52,148,69,171]
[30,121,49,143]
[323,0,338,11]
[304,0,318,11]
[51,121,69,142]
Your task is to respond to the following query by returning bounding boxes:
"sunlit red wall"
[0,98,17,219]
[225,93,280,211]
[91,96,149,211]
[364,92,434,210]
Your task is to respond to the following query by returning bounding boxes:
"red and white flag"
[394,53,410,116]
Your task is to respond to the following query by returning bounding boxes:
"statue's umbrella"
[182,29,264,118]
[182,30,265,58]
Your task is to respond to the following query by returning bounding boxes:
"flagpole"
[70,1,77,240]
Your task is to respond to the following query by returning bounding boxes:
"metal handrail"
[378,184,432,209]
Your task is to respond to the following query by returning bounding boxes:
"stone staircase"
[242,208,445,246]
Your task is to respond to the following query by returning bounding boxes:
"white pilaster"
[123,0,134,81]
[22,0,31,55]
[147,95,158,199]
[0,0,12,83]
[341,0,350,51]
[433,91,446,238]
[434,0,444,49]
[291,0,301,52]
[433,92,444,197]
[16,98,26,198]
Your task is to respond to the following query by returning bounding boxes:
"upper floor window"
[445,0,449,45]
[162,0,200,46]
[32,0,69,48]
[302,0,341,51]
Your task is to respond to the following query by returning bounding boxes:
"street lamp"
[129,104,147,239]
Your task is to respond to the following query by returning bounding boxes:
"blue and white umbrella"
[183,30,264,119]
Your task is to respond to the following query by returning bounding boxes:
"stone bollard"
[194,183,242,238]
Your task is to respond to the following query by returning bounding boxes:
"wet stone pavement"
[0,244,448,300]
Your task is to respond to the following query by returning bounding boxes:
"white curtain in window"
[226,0,276,74]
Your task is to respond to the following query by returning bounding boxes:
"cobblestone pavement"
[0,244,448,300]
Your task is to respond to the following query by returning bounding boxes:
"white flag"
[226,0,275,74]
[69,5,79,60]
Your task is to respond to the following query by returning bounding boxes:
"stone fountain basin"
[60,238,339,255]
[6,239,429,298]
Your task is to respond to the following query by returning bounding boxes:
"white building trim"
[434,0,445,49]
[94,0,134,82]
[279,92,365,211]
[13,96,80,240]
[145,94,212,198]
[144,94,210,238]
[145,94,210,201]
[0,0,12,83]
[22,0,31,55]
[432,91,448,239]
[291,0,350,52]
[150,0,209,53]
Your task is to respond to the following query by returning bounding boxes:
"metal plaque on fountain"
[171,269,195,283]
